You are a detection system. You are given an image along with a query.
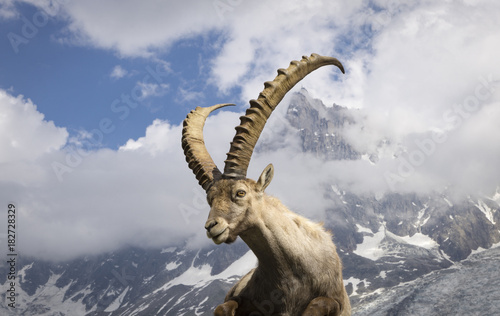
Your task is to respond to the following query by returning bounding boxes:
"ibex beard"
[182,54,351,316]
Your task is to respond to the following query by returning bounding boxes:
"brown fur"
[205,165,351,316]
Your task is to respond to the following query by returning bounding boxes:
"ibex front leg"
[302,297,341,316]
[214,299,239,316]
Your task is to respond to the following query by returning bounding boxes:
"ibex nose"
[205,220,218,232]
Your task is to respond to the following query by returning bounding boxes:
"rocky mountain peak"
[286,88,360,160]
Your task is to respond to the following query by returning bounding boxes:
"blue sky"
[1,3,235,148]
[1,0,500,261]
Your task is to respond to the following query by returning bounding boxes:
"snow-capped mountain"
[353,245,500,315]
[1,90,499,315]
[0,243,252,315]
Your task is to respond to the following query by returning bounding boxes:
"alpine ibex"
[181,54,351,316]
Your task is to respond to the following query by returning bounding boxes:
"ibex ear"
[256,164,274,192]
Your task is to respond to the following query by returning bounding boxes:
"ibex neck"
[240,224,284,270]
[239,198,308,274]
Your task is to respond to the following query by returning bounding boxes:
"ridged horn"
[223,53,345,178]
[182,103,235,191]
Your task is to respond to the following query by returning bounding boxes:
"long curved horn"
[223,53,345,178]
[182,103,235,191]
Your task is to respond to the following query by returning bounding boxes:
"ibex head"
[181,54,344,245]
[204,164,274,244]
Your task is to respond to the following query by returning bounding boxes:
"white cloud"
[329,0,500,196]
[54,0,224,57]
[209,0,363,102]
[175,87,205,104]
[135,81,169,100]
[0,90,239,260]
[0,0,17,19]
[28,0,363,100]
[0,90,67,164]
[4,0,500,261]
[110,65,128,79]
[120,119,176,154]
[21,0,500,111]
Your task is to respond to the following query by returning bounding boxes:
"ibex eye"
[236,190,246,198]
